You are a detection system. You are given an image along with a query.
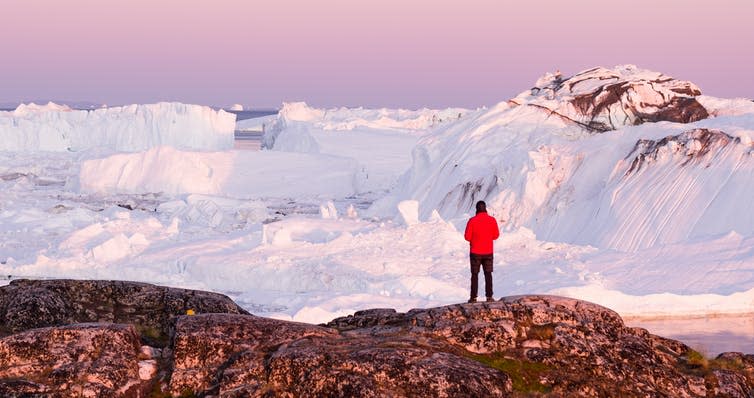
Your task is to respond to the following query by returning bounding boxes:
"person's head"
[475,200,487,214]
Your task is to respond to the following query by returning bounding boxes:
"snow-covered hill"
[0,102,235,152]
[370,65,754,252]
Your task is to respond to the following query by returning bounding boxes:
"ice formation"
[373,65,754,251]
[0,102,236,152]
[262,101,468,150]
[79,146,361,198]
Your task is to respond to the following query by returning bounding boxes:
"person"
[464,200,500,303]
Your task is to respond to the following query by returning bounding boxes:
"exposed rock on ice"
[0,102,236,152]
[511,65,709,132]
[625,128,740,175]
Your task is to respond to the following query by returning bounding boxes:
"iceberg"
[0,102,236,152]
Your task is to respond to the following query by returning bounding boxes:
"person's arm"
[464,219,473,242]
[492,218,500,240]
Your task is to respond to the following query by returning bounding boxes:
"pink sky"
[2,0,752,108]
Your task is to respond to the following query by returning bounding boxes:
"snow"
[12,101,74,115]
[697,95,754,117]
[2,66,754,343]
[0,102,235,152]
[261,102,469,193]
[269,101,467,133]
[397,200,420,226]
[79,146,362,198]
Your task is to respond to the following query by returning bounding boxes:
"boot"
[486,297,495,302]
[467,297,477,303]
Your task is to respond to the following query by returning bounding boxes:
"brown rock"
[521,66,710,133]
[166,295,754,396]
[568,81,708,131]
[0,323,142,397]
[2,279,753,397]
[169,313,337,395]
[625,128,740,175]
[169,313,511,397]
[327,295,754,396]
[0,279,248,346]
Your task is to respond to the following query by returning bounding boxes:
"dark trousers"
[470,253,493,299]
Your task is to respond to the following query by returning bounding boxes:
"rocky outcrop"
[325,296,754,397]
[168,313,511,397]
[0,279,248,346]
[1,281,753,397]
[625,128,742,175]
[511,65,709,132]
[0,323,143,397]
[166,296,754,397]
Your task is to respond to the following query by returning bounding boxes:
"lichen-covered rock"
[0,323,142,397]
[1,279,753,397]
[328,295,754,397]
[169,313,337,395]
[264,343,512,397]
[169,313,511,397]
[0,279,248,345]
[511,65,709,132]
[166,295,754,397]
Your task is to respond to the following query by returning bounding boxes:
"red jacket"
[464,211,500,255]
